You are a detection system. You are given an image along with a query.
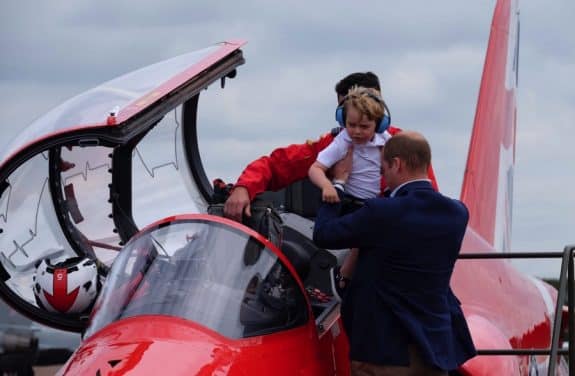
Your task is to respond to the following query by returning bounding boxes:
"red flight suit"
[233,126,439,199]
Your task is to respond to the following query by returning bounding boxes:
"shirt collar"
[389,179,432,197]
[342,131,386,146]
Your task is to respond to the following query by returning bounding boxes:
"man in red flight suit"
[223,72,438,222]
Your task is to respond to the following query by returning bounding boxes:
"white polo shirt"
[317,130,391,199]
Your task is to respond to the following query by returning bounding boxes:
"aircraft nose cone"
[58,316,246,376]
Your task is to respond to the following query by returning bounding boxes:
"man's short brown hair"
[383,132,431,173]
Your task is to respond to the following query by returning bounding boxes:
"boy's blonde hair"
[343,86,385,124]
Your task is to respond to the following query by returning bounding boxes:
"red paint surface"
[59,315,326,376]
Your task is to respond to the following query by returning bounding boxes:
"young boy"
[308,86,391,301]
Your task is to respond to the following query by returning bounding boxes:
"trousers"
[350,345,448,376]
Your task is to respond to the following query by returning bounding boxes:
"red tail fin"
[460,0,519,250]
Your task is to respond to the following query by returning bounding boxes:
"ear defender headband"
[335,92,391,133]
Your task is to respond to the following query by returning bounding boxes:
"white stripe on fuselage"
[528,275,555,317]
[494,0,518,252]
[527,275,556,375]
[493,144,513,251]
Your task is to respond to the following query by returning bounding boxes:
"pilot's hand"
[224,186,251,222]
[322,185,340,203]
[331,146,353,183]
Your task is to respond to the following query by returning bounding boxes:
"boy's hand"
[322,185,340,203]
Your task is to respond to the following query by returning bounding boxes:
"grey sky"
[1,1,574,278]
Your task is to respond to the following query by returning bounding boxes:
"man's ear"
[392,157,402,172]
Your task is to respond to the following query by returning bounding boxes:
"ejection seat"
[207,200,338,317]
[207,201,312,281]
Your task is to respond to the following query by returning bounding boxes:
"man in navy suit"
[313,131,476,375]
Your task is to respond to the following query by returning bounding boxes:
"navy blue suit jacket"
[313,180,476,370]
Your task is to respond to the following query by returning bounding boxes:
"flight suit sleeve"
[233,132,335,200]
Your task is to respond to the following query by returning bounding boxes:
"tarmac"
[33,365,62,375]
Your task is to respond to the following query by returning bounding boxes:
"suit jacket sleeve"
[313,196,377,249]
[234,133,335,200]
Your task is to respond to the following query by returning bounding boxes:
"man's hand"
[331,145,353,183]
[224,186,251,222]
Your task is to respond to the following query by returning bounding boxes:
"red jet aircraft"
[0,0,569,374]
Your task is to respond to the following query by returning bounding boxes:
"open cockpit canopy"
[0,40,246,331]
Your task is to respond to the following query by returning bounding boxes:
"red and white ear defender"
[335,92,391,133]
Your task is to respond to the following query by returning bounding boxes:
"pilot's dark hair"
[335,72,381,98]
